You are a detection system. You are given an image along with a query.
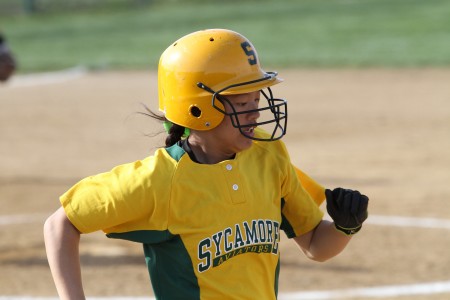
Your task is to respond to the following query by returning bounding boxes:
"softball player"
[44,29,369,300]
[0,32,16,82]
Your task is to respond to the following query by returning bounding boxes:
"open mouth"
[242,126,256,136]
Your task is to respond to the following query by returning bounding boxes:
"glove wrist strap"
[334,224,362,236]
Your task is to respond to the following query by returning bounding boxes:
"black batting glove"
[325,188,369,235]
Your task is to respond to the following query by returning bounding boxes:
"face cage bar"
[196,73,288,141]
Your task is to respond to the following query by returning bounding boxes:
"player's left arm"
[294,188,369,262]
[293,165,325,206]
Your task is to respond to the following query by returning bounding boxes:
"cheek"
[217,115,234,131]
[215,117,242,141]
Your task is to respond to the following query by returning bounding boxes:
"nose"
[247,101,260,121]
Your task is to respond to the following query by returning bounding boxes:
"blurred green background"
[1,0,449,72]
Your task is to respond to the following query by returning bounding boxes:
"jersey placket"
[222,162,246,204]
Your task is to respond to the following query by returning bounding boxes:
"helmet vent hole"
[209,37,214,42]
[190,106,202,117]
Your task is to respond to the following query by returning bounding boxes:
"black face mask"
[197,72,288,142]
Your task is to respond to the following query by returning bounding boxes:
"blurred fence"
[0,0,155,16]
[0,0,243,16]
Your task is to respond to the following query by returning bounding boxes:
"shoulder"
[136,145,186,176]
[101,145,184,186]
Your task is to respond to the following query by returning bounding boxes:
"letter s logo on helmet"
[158,29,287,141]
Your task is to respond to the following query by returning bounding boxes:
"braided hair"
[165,122,186,147]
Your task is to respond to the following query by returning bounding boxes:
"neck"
[187,135,235,164]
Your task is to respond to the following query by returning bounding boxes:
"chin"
[237,137,254,151]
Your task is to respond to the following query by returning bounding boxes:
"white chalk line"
[1,214,449,299]
[278,280,450,299]
[1,280,450,300]
[5,66,88,88]
[367,214,450,230]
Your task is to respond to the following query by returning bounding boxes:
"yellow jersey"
[61,131,324,299]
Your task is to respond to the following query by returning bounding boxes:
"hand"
[325,188,369,235]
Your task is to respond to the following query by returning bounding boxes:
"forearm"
[309,220,351,261]
[295,187,369,262]
[295,220,352,262]
[44,207,85,300]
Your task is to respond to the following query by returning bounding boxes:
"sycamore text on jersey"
[197,219,281,272]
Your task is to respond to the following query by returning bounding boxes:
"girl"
[44,29,368,300]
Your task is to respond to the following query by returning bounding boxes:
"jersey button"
[226,164,233,171]
[232,184,239,191]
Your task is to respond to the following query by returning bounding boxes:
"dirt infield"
[1,69,449,299]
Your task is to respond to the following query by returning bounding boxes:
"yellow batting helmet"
[158,29,287,141]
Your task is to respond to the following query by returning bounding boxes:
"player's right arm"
[44,207,86,300]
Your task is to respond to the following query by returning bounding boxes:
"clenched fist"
[325,188,369,235]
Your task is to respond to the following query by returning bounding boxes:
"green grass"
[2,0,450,72]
